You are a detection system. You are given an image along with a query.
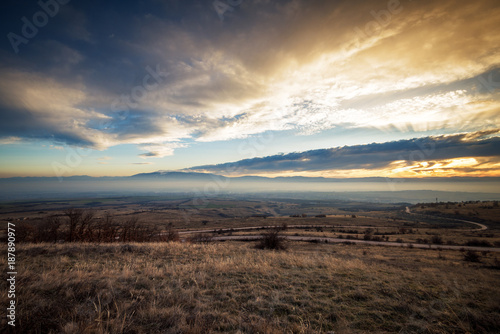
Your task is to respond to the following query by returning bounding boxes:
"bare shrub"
[64,208,94,242]
[255,228,287,250]
[120,217,139,242]
[92,213,119,242]
[161,228,180,242]
[120,244,137,253]
[64,208,83,242]
[363,228,374,241]
[15,222,35,242]
[120,217,158,242]
[463,250,481,263]
[34,216,61,243]
[188,233,213,244]
[465,239,492,247]
[431,235,443,245]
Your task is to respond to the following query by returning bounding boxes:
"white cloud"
[1,0,499,160]
[139,142,188,158]
[0,137,22,145]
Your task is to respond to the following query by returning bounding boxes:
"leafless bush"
[91,213,119,242]
[119,217,159,242]
[463,250,481,263]
[160,228,180,242]
[34,216,61,243]
[465,239,492,247]
[431,235,443,245]
[15,222,35,242]
[363,228,374,241]
[188,233,213,244]
[255,227,287,250]
[64,208,94,242]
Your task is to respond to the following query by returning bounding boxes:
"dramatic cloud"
[0,0,499,168]
[186,130,500,177]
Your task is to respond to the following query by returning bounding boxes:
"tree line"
[15,208,178,243]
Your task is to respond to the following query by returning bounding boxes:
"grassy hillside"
[2,241,499,333]
[412,201,500,227]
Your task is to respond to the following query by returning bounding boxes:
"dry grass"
[413,201,500,226]
[1,241,500,333]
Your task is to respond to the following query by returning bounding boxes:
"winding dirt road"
[406,207,488,231]
[210,234,500,252]
[178,224,393,235]
[458,220,488,231]
[176,216,497,252]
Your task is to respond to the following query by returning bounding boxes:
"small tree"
[63,208,94,242]
[34,216,61,243]
[65,208,83,242]
[16,222,35,243]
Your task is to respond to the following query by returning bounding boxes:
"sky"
[0,0,499,178]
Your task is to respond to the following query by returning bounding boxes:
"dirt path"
[176,217,495,252]
[178,224,393,235]
[175,208,493,251]
[407,210,488,231]
[211,234,500,253]
[453,219,488,231]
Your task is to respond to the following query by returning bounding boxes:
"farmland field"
[1,197,500,333]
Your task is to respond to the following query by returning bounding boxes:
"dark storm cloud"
[187,130,500,174]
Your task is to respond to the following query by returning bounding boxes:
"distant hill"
[129,171,500,183]
[1,172,499,202]
[130,171,223,180]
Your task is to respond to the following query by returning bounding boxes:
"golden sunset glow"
[210,157,500,179]
[388,158,500,177]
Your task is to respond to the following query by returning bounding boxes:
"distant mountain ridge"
[1,171,500,203]
[1,171,500,183]
[129,171,500,183]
